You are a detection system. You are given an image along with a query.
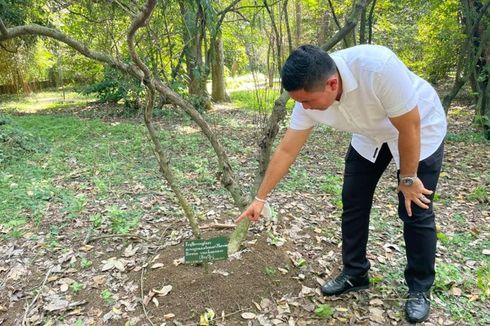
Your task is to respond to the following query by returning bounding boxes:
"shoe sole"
[405,309,430,324]
[322,284,369,296]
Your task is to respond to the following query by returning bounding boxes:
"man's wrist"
[254,196,267,203]
[399,175,418,186]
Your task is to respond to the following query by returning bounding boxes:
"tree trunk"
[321,0,372,51]
[367,0,376,43]
[267,39,274,88]
[359,2,367,44]
[179,0,211,110]
[318,10,330,46]
[283,0,293,54]
[326,0,349,48]
[294,0,301,47]
[211,32,230,102]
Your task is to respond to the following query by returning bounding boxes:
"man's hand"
[235,200,265,223]
[398,177,433,217]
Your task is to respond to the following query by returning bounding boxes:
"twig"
[85,233,147,244]
[22,268,52,326]
[140,266,155,326]
[222,308,246,318]
[199,223,236,229]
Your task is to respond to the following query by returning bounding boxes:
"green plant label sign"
[184,236,228,263]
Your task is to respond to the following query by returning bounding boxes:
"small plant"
[73,320,84,326]
[436,232,450,245]
[434,262,463,292]
[62,193,87,218]
[70,281,84,294]
[90,213,102,229]
[108,206,139,234]
[199,308,216,326]
[369,275,384,285]
[314,304,334,318]
[264,266,277,276]
[476,264,490,298]
[94,177,109,196]
[322,175,343,209]
[468,185,488,203]
[48,225,60,248]
[100,289,114,304]
[80,257,92,269]
[451,213,465,225]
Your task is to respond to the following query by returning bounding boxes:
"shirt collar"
[331,55,358,99]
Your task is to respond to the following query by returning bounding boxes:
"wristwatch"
[400,176,417,186]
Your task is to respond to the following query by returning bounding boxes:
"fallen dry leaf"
[164,313,175,319]
[241,312,256,319]
[150,263,164,269]
[153,285,172,296]
[152,297,159,307]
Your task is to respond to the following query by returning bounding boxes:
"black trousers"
[341,142,444,292]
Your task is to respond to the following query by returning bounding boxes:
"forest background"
[0,0,489,325]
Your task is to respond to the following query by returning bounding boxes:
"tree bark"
[178,0,210,110]
[283,0,293,54]
[294,0,301,47]
[211,32,230,102]
[367,0,376,44]
[321,0,372,51]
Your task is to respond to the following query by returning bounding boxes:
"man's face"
[288,77,339,111]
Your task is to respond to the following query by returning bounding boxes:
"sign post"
[184,236,229,265]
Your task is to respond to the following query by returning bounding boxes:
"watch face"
[403,177,414,186]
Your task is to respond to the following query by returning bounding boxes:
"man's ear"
[326,76,338,91]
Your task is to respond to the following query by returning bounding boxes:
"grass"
[229,88,295,112]
[0,112,221,236]
[446,131,488,143]
[0,89,95,113]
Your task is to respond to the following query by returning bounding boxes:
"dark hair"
[281,45,337,92]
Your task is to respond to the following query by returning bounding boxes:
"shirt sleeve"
[289,102,316,130]
[374,55,418,118]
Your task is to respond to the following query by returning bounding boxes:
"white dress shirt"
[289,45,447,168]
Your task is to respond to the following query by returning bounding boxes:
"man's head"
[281,45,341,110]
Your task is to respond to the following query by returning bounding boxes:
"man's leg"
[342,143,392,276]
[398,142,444,322]
[322,143,392,296]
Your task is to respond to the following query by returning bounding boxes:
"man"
[235,44,446,323]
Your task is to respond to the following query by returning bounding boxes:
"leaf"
[164,313,175,319]
[152,297,159,307]
[150,263,164,269]
[123,244,138,257]
[241,312,256,320]
[143,290,155,306]
[369,307,385,323]
[314,304,333,318]
[45,296,69,312]
[153,285,172,296]
[92,275,107,287]
[369,298,384,306]
[199,308,215,326]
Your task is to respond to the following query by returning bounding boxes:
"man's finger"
[234,214,248,224]
[405,200,412,217]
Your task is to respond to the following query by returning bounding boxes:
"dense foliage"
[0,0,488,135]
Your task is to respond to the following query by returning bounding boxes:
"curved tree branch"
[321,0,372,51]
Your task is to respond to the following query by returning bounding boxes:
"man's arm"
[235,127,313,223]
[389,106,432,216]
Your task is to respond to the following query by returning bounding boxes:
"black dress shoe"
[405,292,430,323]
[321,272,369,296]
